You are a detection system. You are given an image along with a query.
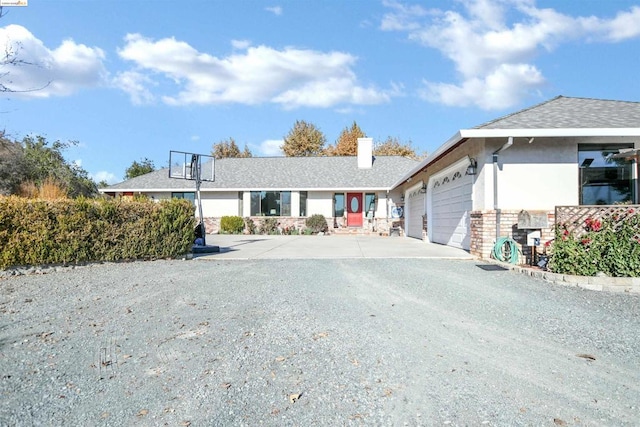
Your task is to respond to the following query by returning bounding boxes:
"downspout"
[634,156,639,204]
[493,137,513,241]
[386,190,390,229]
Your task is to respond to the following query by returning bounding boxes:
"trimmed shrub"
[220,215,245,234]
[0,196,195,269]
[305,214,328,233]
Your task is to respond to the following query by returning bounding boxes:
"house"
[102,138,419,234]
[392,96,640,260]
[102,96,640,260]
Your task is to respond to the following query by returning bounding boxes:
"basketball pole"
[191,154,206,246]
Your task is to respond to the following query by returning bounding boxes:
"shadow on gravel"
[476,264,509,271]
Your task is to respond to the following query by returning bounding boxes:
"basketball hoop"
[169,151,216,249]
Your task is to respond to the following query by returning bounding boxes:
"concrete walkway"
[196,234,474,260]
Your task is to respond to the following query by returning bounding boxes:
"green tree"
[0,132,27,195]
[282,120,326,157]
[211,137,253,158]
[374,137,423,160]
[325,121,366,156]
[124,158,156,180]
[21,135,97,197]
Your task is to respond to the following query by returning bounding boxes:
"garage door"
[429,161,472,249]
[406,185,425,239]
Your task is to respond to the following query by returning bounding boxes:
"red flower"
[585,217,602,232]
[581,238,591,245]
[629,208,636,214]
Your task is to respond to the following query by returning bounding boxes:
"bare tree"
[0,7,49,94]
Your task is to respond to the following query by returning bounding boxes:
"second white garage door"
[428,159,473,249]
[406,185,425,239]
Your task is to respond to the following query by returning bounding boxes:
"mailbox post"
[518,210,548,266]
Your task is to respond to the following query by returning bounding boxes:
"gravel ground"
[1,258,639,426]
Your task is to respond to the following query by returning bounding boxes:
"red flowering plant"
[584,217,602,232]
[548,211,640,277]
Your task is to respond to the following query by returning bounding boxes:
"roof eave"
[462,127,640,138]
[392,130,465,188]
[99,187,396,193]
[391,127,640,189]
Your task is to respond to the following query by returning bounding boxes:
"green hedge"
[0,196,195,269]
[548,211,640,277]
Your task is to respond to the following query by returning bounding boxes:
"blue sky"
[1,0,639,184]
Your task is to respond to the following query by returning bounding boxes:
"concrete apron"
[194,234,474,260]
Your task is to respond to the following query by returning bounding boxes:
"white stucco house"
[102,96,640,260]
[393,96,640,259]
[102,139,418,234]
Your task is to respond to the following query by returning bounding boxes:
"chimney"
[357,138,373,169]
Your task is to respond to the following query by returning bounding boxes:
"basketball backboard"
[169,151,215,182]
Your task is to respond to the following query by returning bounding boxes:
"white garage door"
[406,185,425,239]
[429,161,473,249]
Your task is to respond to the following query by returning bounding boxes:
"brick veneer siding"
[470,210,555,263]
[202,216,396,235]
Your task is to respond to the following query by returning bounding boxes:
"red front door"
[346,193,363,227]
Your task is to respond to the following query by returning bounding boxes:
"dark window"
[171,192,195,204]
[299,191,307,217]
[250,191,291,216]
[579,144,635,205]
[334,193,345,217]
[365,193,376,218]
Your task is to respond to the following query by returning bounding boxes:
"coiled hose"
[492,237,520,264]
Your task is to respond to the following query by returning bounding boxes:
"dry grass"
[18,177,68,200]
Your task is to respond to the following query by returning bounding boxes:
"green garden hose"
[492,237,520,264]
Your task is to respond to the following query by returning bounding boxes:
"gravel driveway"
[1,258,639,426]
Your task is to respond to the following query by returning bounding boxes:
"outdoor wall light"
[400,194,405,203]
[466,158,478,175]
[419,183,427,193]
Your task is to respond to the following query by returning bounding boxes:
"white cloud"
[92,170,119,185]
[0,24,107,97]
[265,6,283,16]
[420,63,544,110]
[255,139,284,156]
[231,39,251,50]
[112,70,155,105]
[115,34,395,109]
[381,0,640,110]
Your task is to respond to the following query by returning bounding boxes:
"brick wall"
[470,210,555,263]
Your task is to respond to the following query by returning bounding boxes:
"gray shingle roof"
[106,156,419,191]
[476,96,640,129]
